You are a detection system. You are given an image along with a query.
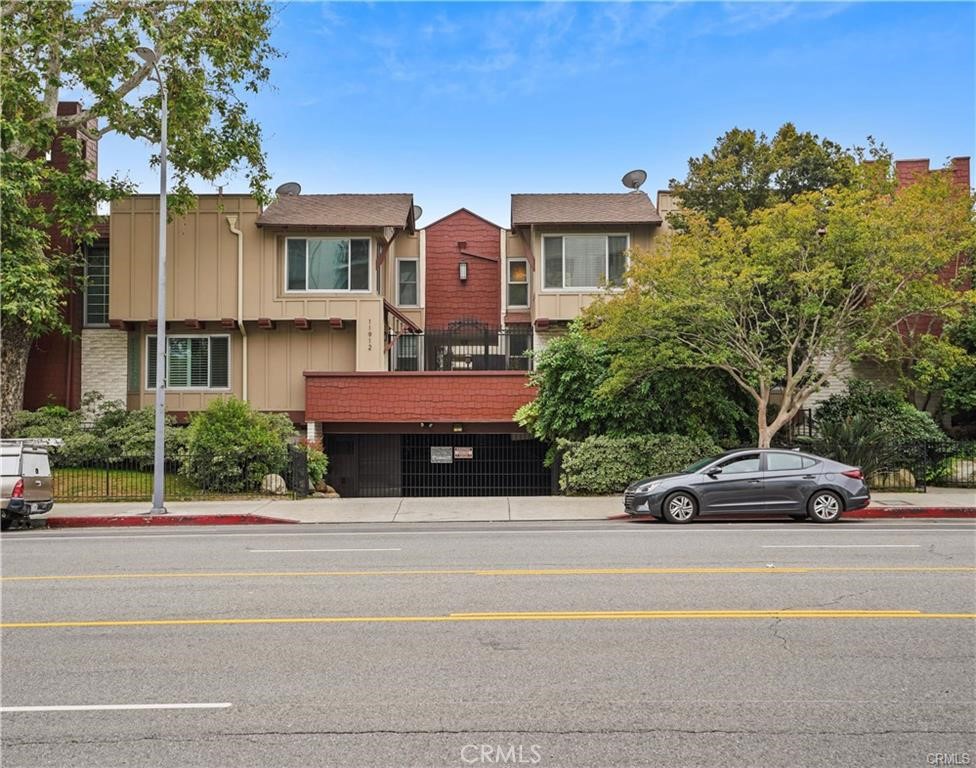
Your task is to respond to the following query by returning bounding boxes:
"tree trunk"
[756,395,771,448]
[1,315,32,430]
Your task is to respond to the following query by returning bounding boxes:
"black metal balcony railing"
[387,324,532,372]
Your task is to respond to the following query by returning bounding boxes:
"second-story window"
[397,259,418,306]
[84,245,109,326]
[507,259,529,307]
[543,234,629,290]
[286,237,370,292]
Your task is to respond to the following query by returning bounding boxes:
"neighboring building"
[803,156,972,412]
[23,101,107,411]
[101,184,664,496]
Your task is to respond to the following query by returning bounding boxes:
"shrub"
[300,439,329,488]
[558,433,722,495]
[6,403,108,466]
[814,381,952,463]
[182,398,295,492]
[6,394,188,469]
[107,407,188,469]
[798,415,893,478]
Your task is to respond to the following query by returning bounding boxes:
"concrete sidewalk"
[34,488,976,527]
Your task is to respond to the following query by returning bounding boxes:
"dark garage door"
[325,433,551,497]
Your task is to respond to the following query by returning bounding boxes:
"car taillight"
[842,469,863,480]
[11,478,24,498]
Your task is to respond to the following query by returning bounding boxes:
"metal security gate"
[401,434,550,497]
[324,433,551,497]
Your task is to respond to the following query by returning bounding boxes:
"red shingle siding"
[305,372,534,422]
[424,209,501,329]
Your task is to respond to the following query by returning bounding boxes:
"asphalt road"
[2,519,975,768]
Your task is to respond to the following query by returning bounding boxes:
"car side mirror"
[706,467,723,477]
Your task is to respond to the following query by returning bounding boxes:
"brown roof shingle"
[511,192,662,227]
[256,193,414,228]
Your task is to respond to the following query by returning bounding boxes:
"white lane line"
[248,548,402,553]
[1,703,232,713]
[762,544,922,549]
[4,527,972,543]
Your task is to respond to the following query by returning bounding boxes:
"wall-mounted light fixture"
[452,423,463,433]
[459,261,468,282]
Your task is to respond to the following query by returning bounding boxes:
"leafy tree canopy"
[668,122,857,229]
[515,323,754,450]
[0,0,279,422]
[589,160,976,448]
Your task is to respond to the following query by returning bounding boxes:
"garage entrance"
[324,433,552,498]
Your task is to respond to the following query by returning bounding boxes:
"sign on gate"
[454,447,473,459]
[430,446,453,464]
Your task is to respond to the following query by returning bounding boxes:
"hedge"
[558,433,722,495]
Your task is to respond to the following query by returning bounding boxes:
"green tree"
[589,161,976,448]
[515,323,754,448]
[0,0,279,424]
[669,123,856,229]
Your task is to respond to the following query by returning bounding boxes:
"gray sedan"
[624,449,871,523]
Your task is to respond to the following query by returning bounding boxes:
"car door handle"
[748,479,761,484]
[34,480,42,486]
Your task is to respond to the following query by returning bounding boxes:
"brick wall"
[305,372,535,422]
[424,209,501,329]
[80,329,128,405]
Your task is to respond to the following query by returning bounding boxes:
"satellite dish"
[621,169,647,191]
[275,181,302,196]
[412,205,423,222]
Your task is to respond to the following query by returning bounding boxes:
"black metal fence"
[775,437,976,493]
[51,446,312,502]
[871,439,976,492]
[388,325,533,372]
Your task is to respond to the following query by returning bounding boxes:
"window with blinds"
[542,234,630,289]
[146,335,230,390]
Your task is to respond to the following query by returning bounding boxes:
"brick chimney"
[894,158,930,188]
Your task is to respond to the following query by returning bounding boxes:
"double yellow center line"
[3,609,975,630]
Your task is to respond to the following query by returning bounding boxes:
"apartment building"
[97,184,664,496]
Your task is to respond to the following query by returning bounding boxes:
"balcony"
[386,322,532,372]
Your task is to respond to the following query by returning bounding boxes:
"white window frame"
[283,236,373,294]
[83,245,110,327]
[145,334,232,391]
[396,258,419,307]
[507,258,530,308]
[540,233,630,292]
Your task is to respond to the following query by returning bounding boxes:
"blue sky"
[98,1,975,226]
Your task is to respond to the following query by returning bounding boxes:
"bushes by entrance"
[558,433,721,495]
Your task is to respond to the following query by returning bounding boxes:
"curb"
[43,514,296,528]
[609,507,976,522]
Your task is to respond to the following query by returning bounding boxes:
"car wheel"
[662,492,698,524]
[808,491,842,523]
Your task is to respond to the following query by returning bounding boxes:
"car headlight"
[635,480,661,494]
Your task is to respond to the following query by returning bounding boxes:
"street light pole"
[137,46,168,515]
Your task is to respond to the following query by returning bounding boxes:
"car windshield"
[681,455,720,474]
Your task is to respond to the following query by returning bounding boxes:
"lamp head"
[135,46,159,65]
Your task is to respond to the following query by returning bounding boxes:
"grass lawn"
[53,467,271,502]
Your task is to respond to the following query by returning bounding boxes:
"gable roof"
[256,193,414,229]
[511,191,662,227]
